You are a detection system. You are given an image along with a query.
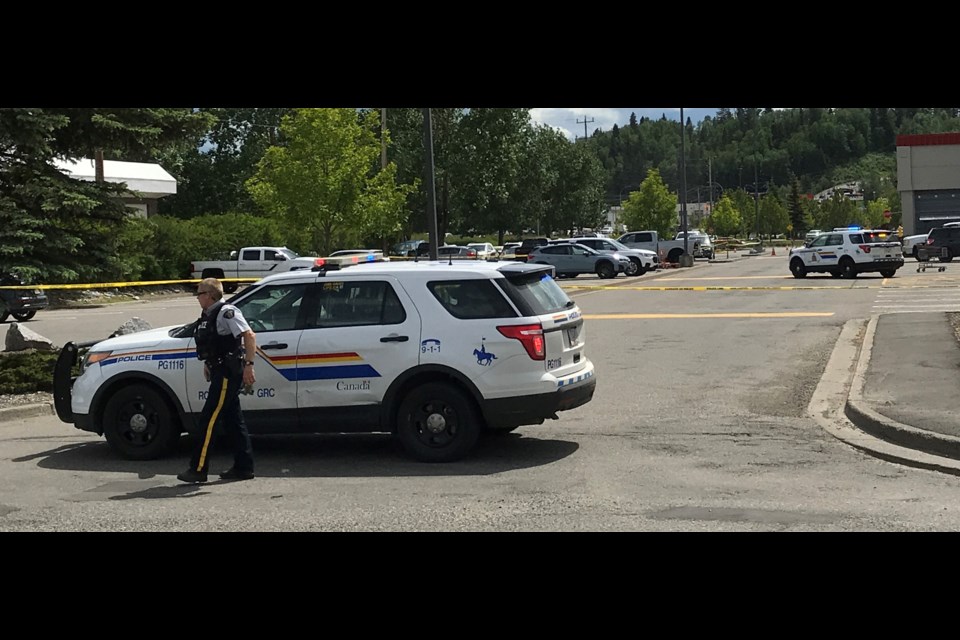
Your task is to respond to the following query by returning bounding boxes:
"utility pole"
[754,154,761,248]
[380,108,387,169]
[576,116,595,140]
[680,107,690,264]
[423,108,439,261]
[708,157,714,218]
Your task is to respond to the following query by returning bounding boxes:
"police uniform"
[187,299,255,478]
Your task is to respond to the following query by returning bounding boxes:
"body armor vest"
[195,303,241,363]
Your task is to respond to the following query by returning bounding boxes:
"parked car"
[514,237,550,258]
[901,233,929,260]
[390,240,421,257]
[437,245,479,259]
[526,242,629,279]
[804,229,823,243]
[53,261,596,463]
[923,226,960,262]
[499,245,523,261]
[674,230,713,259]
[553,237,659,275]
[466,242,496,260]
[0,272,48,322]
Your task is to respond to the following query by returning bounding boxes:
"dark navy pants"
[188,361,254,475]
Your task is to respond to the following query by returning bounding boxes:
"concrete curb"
[0,402,55,423]
[845,314,960,460]
[810,317,960,476]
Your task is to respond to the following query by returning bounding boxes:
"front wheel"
[595,261,615,279]
[396,383,481,462]
[790,258,807,278]
[102,384,181,460]
[11,310,37,321]
[625,260,640,276]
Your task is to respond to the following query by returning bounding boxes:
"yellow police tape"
[1,278,257,290]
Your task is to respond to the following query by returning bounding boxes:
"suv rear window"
[428,279,517,320]
[497,271,573,316]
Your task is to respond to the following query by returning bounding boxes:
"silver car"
[526,242,630,279]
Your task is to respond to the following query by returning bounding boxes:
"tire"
[0,299,8,323]
[11,310,36,321]
[625,259,640,276]
[913,246,921,261]
[880,269,897,278]
[396,382,481,462]
[102,384,181,460]
[941,249,953,263]
[839,257,858,279]
[595,261,615,279]
[223,282,238,293]
[667,248,683,264]
[789,258,807,278]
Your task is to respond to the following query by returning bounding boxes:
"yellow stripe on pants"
[197,378,228,471]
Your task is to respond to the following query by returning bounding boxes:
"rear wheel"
[880,269,897,278]
[667,248,683,264]
[839,257,858,278]
[11,310,36,321]
[102,384,181,460]
[789,258,807,278]
[941,249,953,263]
[396,382,481,462]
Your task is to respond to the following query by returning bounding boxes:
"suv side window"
[810,235,830,247]
[428,279,517,320]
[849,233,864,244]
[235,283,309,332]
[826,234,844,246]
[311,280,406,328]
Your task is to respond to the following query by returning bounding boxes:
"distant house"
[53,158,177,218]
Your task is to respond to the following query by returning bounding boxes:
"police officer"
[177,277,257,483]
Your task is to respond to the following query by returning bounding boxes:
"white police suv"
[788,227,903,279]
[53,261,596,463]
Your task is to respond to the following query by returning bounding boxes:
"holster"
[224,354,244,377]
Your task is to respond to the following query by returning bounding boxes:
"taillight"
[497,323,545,360]
[927,237,935,245]
[858,244,871,253]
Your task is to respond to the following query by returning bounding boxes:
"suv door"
[186,279,311,430]
[295,276,421,429]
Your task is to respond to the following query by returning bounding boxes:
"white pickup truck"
[617,230,696,264]
[190,246,319,292]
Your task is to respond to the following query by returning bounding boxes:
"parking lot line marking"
[656,275,794,281]
[583,312,835,319]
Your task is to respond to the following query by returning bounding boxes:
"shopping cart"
[916,246,949,272]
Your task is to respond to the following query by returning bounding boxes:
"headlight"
[82,351,112,371]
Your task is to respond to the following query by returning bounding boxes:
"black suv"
[924,226,960,262]
[0,272,48,322]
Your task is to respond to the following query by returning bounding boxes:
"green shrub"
[0,350,80,394]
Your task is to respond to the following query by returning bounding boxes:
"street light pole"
[754,154,761,248]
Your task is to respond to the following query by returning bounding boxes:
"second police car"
[53,260,596,463]
[788,227,903,278]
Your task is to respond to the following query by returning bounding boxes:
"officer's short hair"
[200,277,224,301]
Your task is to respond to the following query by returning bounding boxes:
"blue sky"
[530,108,719,141]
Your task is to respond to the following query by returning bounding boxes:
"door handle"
[380,335,409,343]
[261,343,288,350]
